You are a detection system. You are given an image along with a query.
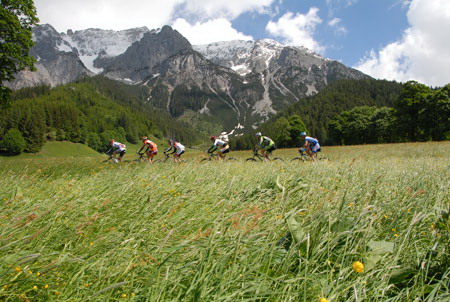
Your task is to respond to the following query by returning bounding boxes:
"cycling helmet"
[300,132,306,136]
[109,139,115,145]
[210,136,217,141]
[255,132,262,137]
[142,136,148,142]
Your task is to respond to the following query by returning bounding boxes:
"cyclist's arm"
[137,144,146,153]
[164,146,176,154]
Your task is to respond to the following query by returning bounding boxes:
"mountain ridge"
[7,23,370,132]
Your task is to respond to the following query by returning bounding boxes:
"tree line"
[0,77,201,154]
[231,79,449,149]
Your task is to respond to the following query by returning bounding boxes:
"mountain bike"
[200,152,237,162]
[133,152,146,162]
[245,147,284,162]
[291,148,328,161]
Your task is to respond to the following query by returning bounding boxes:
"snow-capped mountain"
[7,24,369,131]
[62,27,150,73]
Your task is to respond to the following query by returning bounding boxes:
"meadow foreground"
[0,142,449,301]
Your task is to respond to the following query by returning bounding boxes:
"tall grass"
[0,142,449,301]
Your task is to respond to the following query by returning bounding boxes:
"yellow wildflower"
[44,284,49,289]
[352,261,364,273]
[121,293,127,298]
[33,285,38,290]
[15,266,21,273]
[319,298,329,302]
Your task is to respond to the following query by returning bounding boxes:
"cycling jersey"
[258,136,274,150]
[165,142,185,155]
[305,136,320,153]
[208,139,228,153]
[143,139,157,151]
[112,141,126,152]
[218,132,229,143]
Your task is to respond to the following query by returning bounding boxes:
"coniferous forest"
[231,79,450,149]
[0,76,201,154]
[0,77,449,154]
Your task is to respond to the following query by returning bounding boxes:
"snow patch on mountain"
[194,39,285,75]
[60,27,149,74]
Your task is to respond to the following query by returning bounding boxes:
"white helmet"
[255,132,262,137]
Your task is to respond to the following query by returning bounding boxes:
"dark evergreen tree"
[0,128,26,154]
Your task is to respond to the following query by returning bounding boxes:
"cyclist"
[300,131,320,161]
[255,132,276,161]
[207,136,230,160]
[108,139,126,163]
[164,139,185,163]
[137,136,158,163]
[218,129,234,144]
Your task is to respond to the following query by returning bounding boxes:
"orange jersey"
[143,139,157,151]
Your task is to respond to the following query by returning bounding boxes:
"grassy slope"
[0,142,449,301]
[0,135,169,161]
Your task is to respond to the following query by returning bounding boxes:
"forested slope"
[0,76,200,154]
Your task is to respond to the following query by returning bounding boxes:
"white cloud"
[355,0,450,86]
[35,0,276,32]
[266,8,323,53]
[172,18,253,45]
[328,17,347,35]
[178,0,275,20]
[35,0,187,32]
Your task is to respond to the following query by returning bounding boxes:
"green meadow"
[0,142,449,301]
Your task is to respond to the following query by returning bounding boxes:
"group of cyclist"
[107,130,321,163]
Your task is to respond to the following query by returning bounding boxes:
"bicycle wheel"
[245,158,257,162]
[227,157,237,161]
[272,157,284,162]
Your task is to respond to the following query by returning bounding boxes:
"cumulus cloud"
[35,0,185,31]
[328,18,347,35]
[176,0,275,20]
[172,18,253,45]
[266,8,323,53]
[355,0,450,86]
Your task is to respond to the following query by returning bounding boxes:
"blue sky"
[231,0,409,66]
[35,0,450,86]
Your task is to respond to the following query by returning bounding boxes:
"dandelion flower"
[131,293,135,297]
[15,266,21,273]
[33,285,38,290]
[352,261,364,273]
[36,272,41,277]
[319,298,329,302]
[84,283,89,287]
[121,293,127,298]
[44,284,49,289]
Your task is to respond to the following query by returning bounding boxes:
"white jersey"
[173,142,185,152]
[112,141,126,151]
[213,139,227,147]
[218,132,229,143]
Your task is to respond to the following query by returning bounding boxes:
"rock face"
[98,26,192,82]
[6,24,92,89]
[7,24,369,131]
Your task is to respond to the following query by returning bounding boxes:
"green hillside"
[0,77,201,156]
